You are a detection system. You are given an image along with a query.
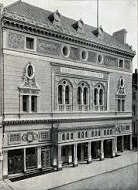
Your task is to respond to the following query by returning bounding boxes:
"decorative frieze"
[8,32,25,49]
[88,51,97,63]
[69,47,80,61]
[37,38,61,56]
[104,55,118,67]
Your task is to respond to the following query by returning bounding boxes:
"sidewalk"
[1,150,138,190]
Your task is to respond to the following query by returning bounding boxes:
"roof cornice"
[2,11,135,59]
[3,116,132,125]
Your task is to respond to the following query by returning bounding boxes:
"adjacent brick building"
[132,69,138,148]
[0,1,135,179]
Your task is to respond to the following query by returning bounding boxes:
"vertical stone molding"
[3,151,8,179]
[37,147,42,169]
[87,142,92,164]
[57,145,62,171]
[23,148,26,172]
[100,140,104,160]
[130,134,132,150]
[73,143,78,167]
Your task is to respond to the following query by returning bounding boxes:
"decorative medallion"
[22,132,38,143]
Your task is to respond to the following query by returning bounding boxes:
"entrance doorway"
[8,149,24,175]
[117,136,123,152]
[91,141,100,159]
[77,143,88,162]
[104,139,112,158]
[124,135,130,150]
[41,146,51,170]
[26,147,37,170]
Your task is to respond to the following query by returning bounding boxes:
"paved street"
[53,164,138,190]
[0,150,138,190]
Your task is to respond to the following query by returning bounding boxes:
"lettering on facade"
[60,67,104,78]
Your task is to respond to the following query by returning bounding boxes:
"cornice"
[2,12,135,59]
[3,116,132,125]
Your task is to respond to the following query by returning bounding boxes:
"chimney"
[112,29,127,44]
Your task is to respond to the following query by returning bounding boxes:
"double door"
[41,146,51,170]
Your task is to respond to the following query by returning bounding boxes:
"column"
[100,140,104,160]
[57,145,62,171]
[37,147,41,170]
[87,142,92,164]
[121,136,124,152]
[73,143,78,167]
[112,138,116,158]
[52,146,57,169]
[81,89,84,111]
[68,146,72,164]
[3,151,8,179]
[130,134,133,150]
[24,148,26,172]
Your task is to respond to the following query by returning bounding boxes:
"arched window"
[62,133,65,141]
[99,89,103,105]
[78,132,80,138]
[65,85,70,104]
[57,80,72,111]
[58,85,63,104]
[91,131,94,137]
[66,133,69,140]
[94,84,105,111]
[77,87,81,105]
[85,131,88,138]
[81,132,84,138]
[71,133,73,139]
[94,88,98,105]
[77,82,89,111]
[83,87,88,105]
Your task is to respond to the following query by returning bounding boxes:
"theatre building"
[0,1,135,179]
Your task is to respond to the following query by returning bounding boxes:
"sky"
[0,0,137,71]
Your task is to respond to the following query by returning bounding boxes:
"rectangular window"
[126,125,130,130]
[9,133,21,144]
[26,37,34,50]
[31,96,37,112]
[26,148,37,169]
[39,131,50,141]
[117,99,121,111]
[22,95,29,112]
[122,100,125,111]
[119,59,124,68]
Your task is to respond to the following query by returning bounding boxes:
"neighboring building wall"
[0,3,3,181]
[132,69,138,148]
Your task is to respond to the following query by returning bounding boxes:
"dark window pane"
[118,99,121,111]
[71,133,73,139]
[94,88,98,105]
[99,89,103,105]
[26,37,34,49]
[58,85,63,104]
[122,100,125,111]
[31,96,37,112]
[22,95,28,112]
[83,87,88,105]
[26,148,37,169]
[77,87,81,104]
[65,85,70,104]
